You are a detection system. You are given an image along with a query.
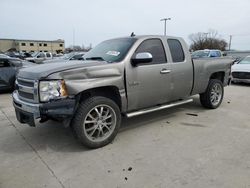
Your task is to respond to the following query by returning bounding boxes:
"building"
[0,38,65,53]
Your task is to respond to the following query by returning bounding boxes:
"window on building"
[31,51,34,53]
[44,51,48,52]
[22,50,26,53]
[39,43,42,46]
[21,43,26,46]
[59,44,63,47]
[43,43,47,47]
[135,39,167,64]
[167,39,185,62]
[30,43,34,46]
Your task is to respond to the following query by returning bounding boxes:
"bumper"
[13,91,76,126]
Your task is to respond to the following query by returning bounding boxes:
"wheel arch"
[210,71,225,83]
[76,86,122,111]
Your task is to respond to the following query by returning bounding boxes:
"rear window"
[167,39,185,62]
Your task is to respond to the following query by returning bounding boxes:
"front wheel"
[200,79,224,109]
[71,96,121,149]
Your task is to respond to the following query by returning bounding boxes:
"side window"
[38,53,45,58]
[0,60,10,67]
[167,39,185,62]
[46,53,51,58]
[135,39,166,64]
[71,54,83,60]
[216,51,221,57]
[210,51,217,57]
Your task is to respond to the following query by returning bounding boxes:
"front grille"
[16,78,38,103]
[232,72,250,79]
[19,91,34,100]
[17,79,34,87]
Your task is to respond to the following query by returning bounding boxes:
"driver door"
[126,38,172,111]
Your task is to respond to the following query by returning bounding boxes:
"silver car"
[232,56,250,83]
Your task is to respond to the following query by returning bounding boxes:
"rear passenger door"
[167,39,193,101]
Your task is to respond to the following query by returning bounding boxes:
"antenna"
[130,32,135,37]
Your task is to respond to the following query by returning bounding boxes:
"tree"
[189,30,228,51]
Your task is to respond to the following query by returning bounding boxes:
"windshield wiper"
[85,57,105,61]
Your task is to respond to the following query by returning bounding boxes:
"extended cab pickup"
[13,35,233,148]
[26,52,53,63]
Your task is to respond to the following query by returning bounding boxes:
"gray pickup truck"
[13,35,233,148]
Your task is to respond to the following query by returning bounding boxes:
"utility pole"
[229,35,232,51]
[73,28,75,50]
[160,18,171,36]
[203,32,209,40]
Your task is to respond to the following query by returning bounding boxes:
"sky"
[0,0,250,50]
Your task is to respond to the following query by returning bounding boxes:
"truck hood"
[18,60,107,80]
[232,63,250,72]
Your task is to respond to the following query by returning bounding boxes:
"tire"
[71,96,121,149]
[200,79,224,109]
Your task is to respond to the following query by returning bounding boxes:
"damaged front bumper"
[12,91,76,127]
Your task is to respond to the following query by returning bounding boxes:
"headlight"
[39,80,68,102]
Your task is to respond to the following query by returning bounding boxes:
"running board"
[126,99,193,118]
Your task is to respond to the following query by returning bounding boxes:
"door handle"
[160,69,171,74]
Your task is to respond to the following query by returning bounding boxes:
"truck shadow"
[2,96,205,154]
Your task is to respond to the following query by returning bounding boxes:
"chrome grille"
[17,78,38,103]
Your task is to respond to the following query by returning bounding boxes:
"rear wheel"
[71,96,121,148]
[200,79,224,109]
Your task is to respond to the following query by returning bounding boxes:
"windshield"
[238,57,250,64]
[192,51,210,58]
[32,52,39,57]
[84,38,137,63]
[60,52,76,60]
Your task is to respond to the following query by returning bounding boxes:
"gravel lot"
[0,84,250,188]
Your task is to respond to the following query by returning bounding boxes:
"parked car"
[0,54,10,58]
[5,51,26,60]
[13,35,232,148]
[0,57,34,91]
[43,52,85,64]
[26,52,53,63]
[192,49,223,58]
[231,56,250,83]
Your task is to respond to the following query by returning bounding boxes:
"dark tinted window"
[44,43,47,47]
[167,39,185,62]
[0,60,10,67]
[30,43,34,46]
[135,39,166,63]
[21,43,26,46]
[46,53,51,58]
[37,53,45,58]
[71,54,84,60]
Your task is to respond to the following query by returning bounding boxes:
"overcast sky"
[1,0,250,50]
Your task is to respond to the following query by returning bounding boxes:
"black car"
[0,57,34,91]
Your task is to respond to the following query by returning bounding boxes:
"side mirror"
[131,52,153,66]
